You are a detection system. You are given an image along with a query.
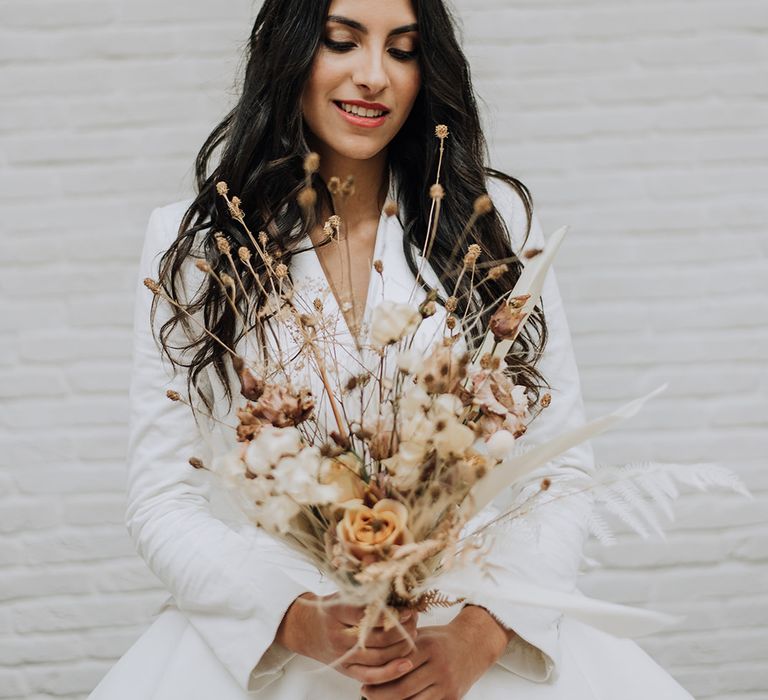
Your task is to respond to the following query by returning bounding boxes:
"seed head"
[383,200,398,217]
[214,233,231,255]
[166,390,181,401]
[238,246,251,262]
[274,263,289,278]
[523,248,544,260]
[488,264,508,280]
[430,184,445,201]
[143,278,160,294]
[540,392,552,408]
[313,298,323,312]
[216,181,229,196]
[341,175,355,197]
[298,187,317,209]
[304,152,320,174]
[473,194,493,216]
[373,259,383,274]
[435,124,449,139]
[328,176,341,194]
[258,231,268,246]
[464,244,481,266]
[189,457,206,470]
[195,260,212,273]
[446,315,457,330]
[445,296,458,312]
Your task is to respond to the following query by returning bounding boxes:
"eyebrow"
[326,15,419,36]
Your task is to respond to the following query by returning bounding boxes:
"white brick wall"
[0,1,765,697]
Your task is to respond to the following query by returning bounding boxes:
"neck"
[308,138,390,231]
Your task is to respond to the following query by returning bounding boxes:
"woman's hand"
[360,605,513,700]
[277,592,420,685]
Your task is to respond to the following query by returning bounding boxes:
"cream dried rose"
[336,498,413,565]
[319,452,366,502]
[370,302,421,346]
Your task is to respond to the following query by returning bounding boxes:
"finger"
[344,638,417,668]
[361,617,418,649]
[328,603,367,626]
[345,655,416,686]
[360,659,433,699]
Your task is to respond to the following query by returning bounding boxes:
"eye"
[388,47,419,61]
[323,38,355,52]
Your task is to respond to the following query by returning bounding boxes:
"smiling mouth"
[333,101,391,119]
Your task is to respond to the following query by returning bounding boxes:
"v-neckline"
[306,170,396,350]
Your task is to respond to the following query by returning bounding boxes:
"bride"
[89,0,695,697]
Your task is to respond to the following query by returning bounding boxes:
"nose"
[352,46,390,95]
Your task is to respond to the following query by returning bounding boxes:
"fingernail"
[397,660,412,673]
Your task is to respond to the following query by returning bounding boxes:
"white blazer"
[126,173,596,694]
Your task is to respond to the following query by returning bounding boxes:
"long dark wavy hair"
[153,0,549,414]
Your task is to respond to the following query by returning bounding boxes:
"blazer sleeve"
[126,204,321,693]
[459,177,597,683]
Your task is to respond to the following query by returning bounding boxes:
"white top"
[125,173,596,694]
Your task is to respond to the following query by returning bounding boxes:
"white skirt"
[88,604,693,699]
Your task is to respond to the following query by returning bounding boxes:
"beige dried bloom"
[298,187,317,209]
[304,152,320,174]
[216,181,228,196]
[341,175,355,197]
[488,264,508,280]
[473,194,493,216]
[430,184,445,201]
[258,231,268,246]
[328,176,341,194]
[214,233,231,254]
[464,244,481,266]
[446,315,457,330]
[274,263,289,278]
[445,296,458,312]
[238,246,251,262]
[383,200,398,217]
[328,214,342,228]
[228,196,244,218]
[373,259,383,274]
[166,390,181,401]
[435,124,449,139]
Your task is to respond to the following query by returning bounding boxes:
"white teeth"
[339,102,385,118]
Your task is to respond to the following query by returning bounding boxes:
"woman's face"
[301,0,421,163]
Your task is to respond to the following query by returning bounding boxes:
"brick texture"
[1,1,766,697]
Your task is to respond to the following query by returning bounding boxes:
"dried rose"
[336,498,413,565]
